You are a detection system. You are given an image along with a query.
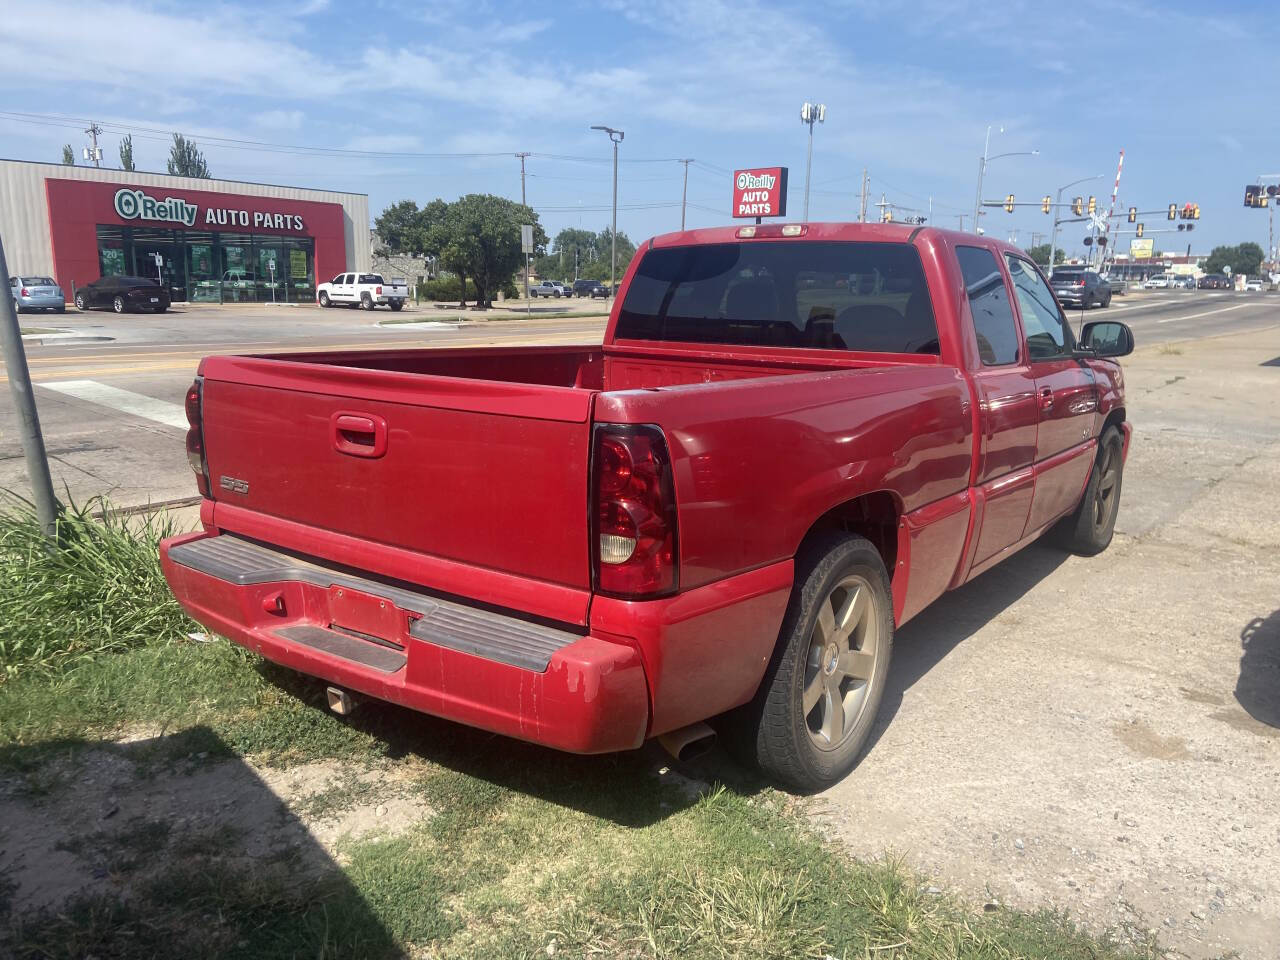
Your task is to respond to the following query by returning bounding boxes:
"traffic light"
[1072,196,1083,216]
[1168,203,1177,220]
[1136,223,1144,237]
[1192,203,1200,220]
[1004,194,1015,213]
[1087,196,1097,215]
[1042,195,1052,214]
[1181,202,1194,220]
[882,209,893,223]
[1245,185,1261,207]
[1127,206,1137,223]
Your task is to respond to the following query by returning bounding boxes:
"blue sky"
[1,0,1276,258]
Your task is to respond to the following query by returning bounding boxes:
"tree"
[1203,243,1265,277]
[61,144,74,165]
[435,194,546,307]
[374,200,424,256]
[1026,243,1066,268]
[167,133,210,178]
[119,134,135,172]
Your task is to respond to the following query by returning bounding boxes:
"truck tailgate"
[198,355,594,602]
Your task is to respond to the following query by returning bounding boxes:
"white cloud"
[252,110,306,131]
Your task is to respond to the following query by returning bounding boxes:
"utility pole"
[957,215,965,231]
[0,233,57,539]
[515,152,530,205]
[859,167,868,223]
[590,126,624,297]
[678,159,693,230]
[83,122,103,168]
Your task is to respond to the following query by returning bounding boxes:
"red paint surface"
[43,177,348,296]
[161,223,1130,754]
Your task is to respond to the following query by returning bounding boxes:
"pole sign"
[732,167,788,218]
[1129,238,1153,260]
[520,224,534,254]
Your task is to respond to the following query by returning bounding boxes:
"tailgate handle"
[331,412,388,458]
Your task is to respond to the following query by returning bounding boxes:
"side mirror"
[1080,320,1134,358]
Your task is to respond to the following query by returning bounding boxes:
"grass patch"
[0,494,194,681]
[18,327,63,336]
[1,500,1172,959]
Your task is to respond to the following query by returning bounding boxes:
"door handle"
[331,412,388,458]
[1039,387,1054,410]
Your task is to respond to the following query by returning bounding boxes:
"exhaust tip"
[325,686,358,716]
[658,721,717,763]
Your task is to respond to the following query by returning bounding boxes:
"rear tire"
[389,300,404,312]
[1056,425,1124,556]
[726,532,894,792]
[360,294,374,310]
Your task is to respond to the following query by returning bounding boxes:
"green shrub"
[419,276,478,302]
[0,494,194,681]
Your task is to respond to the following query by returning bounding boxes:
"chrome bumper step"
[169,535,580,672]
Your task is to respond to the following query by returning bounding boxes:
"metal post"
[859,168,868,223]
[803,121,814,221]
[973,155,986,232]
[1048,186,1064,274]
[0,233,58,538]
[610,136,618,297]
[516,152,529,205]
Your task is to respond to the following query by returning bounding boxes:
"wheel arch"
[795,490,902,585]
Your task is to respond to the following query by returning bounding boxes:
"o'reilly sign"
[114,188,197,226]
[113,187,306,231]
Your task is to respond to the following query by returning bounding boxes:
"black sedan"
[74,275,170,313]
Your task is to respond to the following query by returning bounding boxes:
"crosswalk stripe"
[39,380,188,428]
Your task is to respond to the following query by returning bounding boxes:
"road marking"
[1156,304,1258,324]
[38,380,189,428]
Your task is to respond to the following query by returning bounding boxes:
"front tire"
[729,532,894,791]
[74,293,87,310]
[318,292,330,308]
[1056,426,1124,555]
[112,295,126,314]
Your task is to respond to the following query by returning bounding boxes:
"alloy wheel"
[1093,443,1119,532]
[801,574,880,751]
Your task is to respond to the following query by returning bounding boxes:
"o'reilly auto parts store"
[0,158,369,304]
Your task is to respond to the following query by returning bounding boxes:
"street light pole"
[973,124,996,231]
[800,101,825,221]
[679,158,692,230]
[591,125,624,297]
[1048,174,1104,274]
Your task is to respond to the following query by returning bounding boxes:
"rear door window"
[956,246,1020,365]
[617,241,939,354]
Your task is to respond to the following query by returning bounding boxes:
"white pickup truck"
[316,272,409,311]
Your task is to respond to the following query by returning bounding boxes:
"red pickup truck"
[161,223,1133,789]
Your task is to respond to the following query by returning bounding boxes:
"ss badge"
[219,475,249,495]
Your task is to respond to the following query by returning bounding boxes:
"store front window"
[93,227,315,303]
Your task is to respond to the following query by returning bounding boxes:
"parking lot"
[2,292,1278,957]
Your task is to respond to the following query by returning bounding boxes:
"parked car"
[1099,274,1126,296]
[74,275,170,313]
[573,279,608,298]
[9,275,65,313]
[161,224,1134,791]
[316,272,408,311]
[1049,268,1112,308]
[1173,275,1197,289]
[1197,274,1231,289]
[530,280,567,298]
[1142,274,1171,289]
[1243,277,1263,292]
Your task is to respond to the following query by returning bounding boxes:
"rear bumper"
[160,532,650,753]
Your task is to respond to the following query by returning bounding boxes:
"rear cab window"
[616,241,939,354]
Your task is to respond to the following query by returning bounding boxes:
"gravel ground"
[817,326,1280,958]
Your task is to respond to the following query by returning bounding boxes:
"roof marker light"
[736,226,757,238]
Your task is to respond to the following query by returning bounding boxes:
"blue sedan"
[9,275,66,313]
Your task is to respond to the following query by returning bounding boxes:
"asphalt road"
[1,291,1276,509]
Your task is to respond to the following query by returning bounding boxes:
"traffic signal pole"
[0,232,58,539]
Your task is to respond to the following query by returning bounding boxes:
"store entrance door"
[131,232,187,302]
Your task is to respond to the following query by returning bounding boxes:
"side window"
[1004,254,1073,360]
[956,246,1019,365]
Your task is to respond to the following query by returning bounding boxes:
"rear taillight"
[20,287,30,297]
[592,425,678,597]
[1075,279,1085,286]
[185,377,209,497]
[376,285,382,295]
